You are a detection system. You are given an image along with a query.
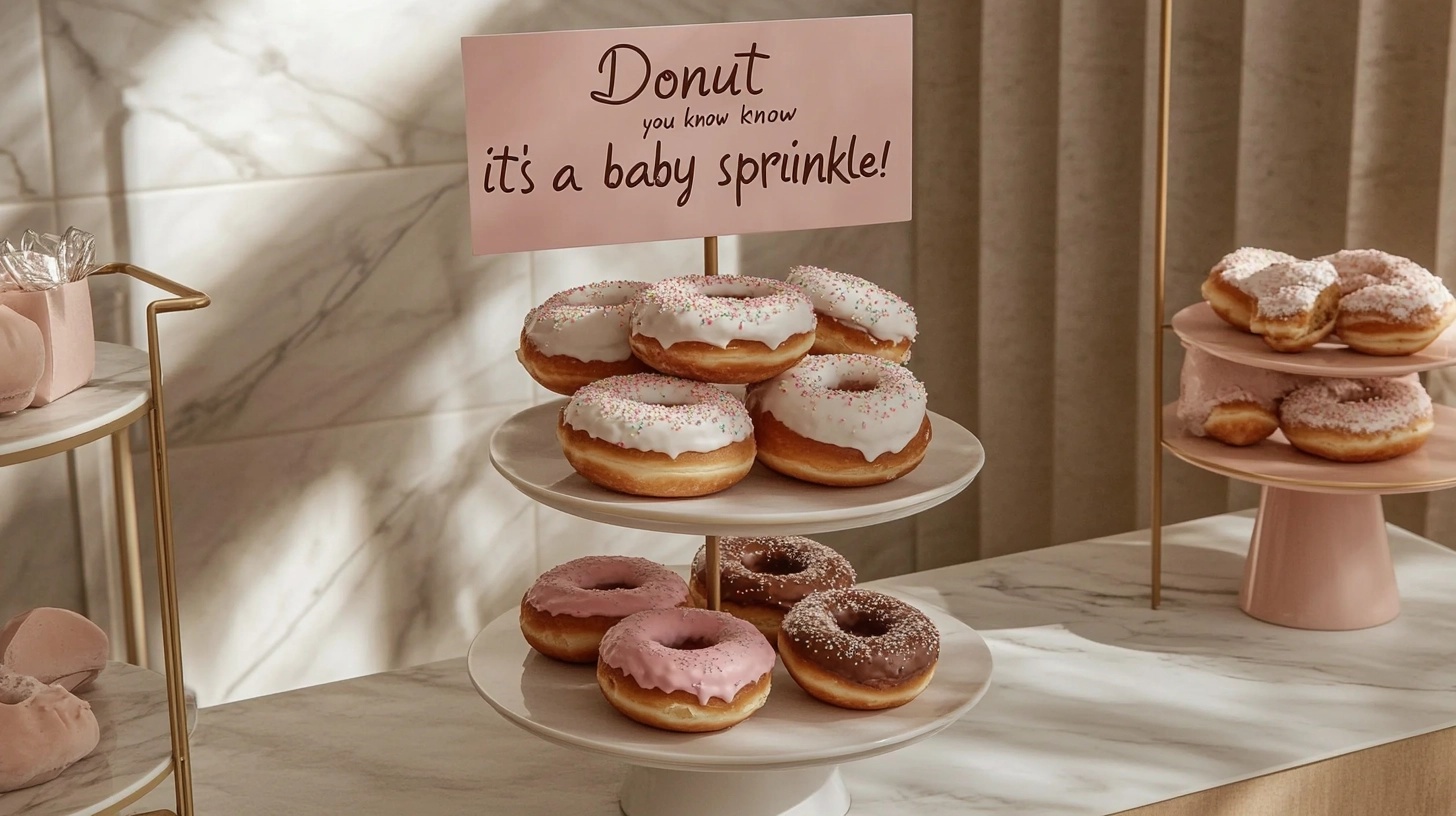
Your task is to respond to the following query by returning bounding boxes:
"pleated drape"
[911,0,1456,563]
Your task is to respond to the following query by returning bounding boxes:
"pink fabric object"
[0,305,44,413]
[0,280,95,406]
[0,667,99,792]
[0,608,110,693]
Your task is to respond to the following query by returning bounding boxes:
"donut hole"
[742,551,806,576]
[662,635,720,651]
[831,380,878,393]
[639,396,695,407]
[833,611,891,638]
[589,581,639,591]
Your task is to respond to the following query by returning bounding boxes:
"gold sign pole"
[1150,0,1173,609]
[703,236,722,611]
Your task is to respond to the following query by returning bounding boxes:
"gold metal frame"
[1149,0,1173,609]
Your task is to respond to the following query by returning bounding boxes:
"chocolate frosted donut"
[777,588,939,710]
[689,536,856,642]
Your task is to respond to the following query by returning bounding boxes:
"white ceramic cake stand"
[480,402,990,816]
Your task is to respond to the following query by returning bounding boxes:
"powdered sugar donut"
[629,275,816,383]
[558,373,755,497]
[520,556,689,663]
[1177,347,1306,446]
[519,280,651,395]
[597,607,775,732]
[1202,249,1340,352]
[746,354,930,486]
[1320,250,1456,356]
[785,266,917,362]
[1279,375,1433,462]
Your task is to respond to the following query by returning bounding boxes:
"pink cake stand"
[1167,303,1456,631]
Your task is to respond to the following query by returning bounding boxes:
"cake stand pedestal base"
[620,765,849,816]
[1240,487,1399,631]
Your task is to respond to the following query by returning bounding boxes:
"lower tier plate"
[0,662,198,816]
[467,595,993,772]
[489,401,986,536]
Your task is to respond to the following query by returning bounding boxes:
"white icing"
[1240,260,1338,319]
[630,275,816,350]
[1176,347,1305,435]
[785,266,917,342]
[1319,249,1454,321]
[745,354,927,461]
[523,280,646,363]
[562,373,752,459]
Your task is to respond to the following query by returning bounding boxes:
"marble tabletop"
[127,512,1456,815]
[0,343,149,464]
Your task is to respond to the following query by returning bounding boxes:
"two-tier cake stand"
[470,399,991,816]
[1161,302,1456,630]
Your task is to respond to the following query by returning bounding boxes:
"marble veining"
[0,343,148,460]
[126,514,1456,814]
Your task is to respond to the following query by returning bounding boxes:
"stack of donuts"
[519,266,930,497]
[519,540,941,733]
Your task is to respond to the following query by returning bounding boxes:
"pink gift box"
[0,280,96,407]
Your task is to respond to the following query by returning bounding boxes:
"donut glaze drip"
[524,556,688,618]
[1176,347,1305,435]
[780,588,939,689]
[746,354,928,460]
[785,266,917,342]
[1320,249,1454,321]
[1280,375,1431,435]
[599,608,775,705]
[692,536,856,611]
[630,275,816,350]
[523,280,647,363]
[563,373,752,458]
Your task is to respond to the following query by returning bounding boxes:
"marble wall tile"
[132,402,535,706]
[0,455,86,622]
[59,165,535,447]
[0,0,51,202]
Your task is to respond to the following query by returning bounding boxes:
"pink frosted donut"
[785,265,917,362]
[596,607,775,732]
[520,556,688,663]
[1177,346,1306,446]
[1279,375,1433,463]
[518,280,652,395]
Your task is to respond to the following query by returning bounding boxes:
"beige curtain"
[907,0,1456,566]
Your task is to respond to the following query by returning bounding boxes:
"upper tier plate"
[467,594,993,772]
[1162,402,1456,495]
[489,400,984,536]
[0,343,150,467]
[1171,302,1456,377]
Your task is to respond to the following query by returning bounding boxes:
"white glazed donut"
[519,280,651,395]
[1319,250,1456,355]
[745,354,930,486]
[1202,249,1341,352]
[785,266,917,362]
[558,373,755,496]
[628,275,816,383]
[1279,375,1433,463]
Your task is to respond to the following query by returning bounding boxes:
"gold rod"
[1150,0,1173,610]
[110,428,146,667]
[704,235,719,278]
[703,236,721,610]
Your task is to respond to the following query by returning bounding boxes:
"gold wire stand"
[703,236,722,611]
[1149,0,1172,610]
[89,262,210,816]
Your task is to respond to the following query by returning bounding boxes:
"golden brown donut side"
[749,409,931,487]
[1281,415,1434,463]
[809,314,912,363]
[1337,300,1456,356]
[776,632,937,710]
[556,416,755,497]
[595,662,771,732]
[518,329,651,396]
[519,598,625,664]
[627,332,815,384]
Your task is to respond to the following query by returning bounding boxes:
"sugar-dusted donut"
[1320,250,1456,356]
[689,536,856,642]
[1279,375,1433,462]
[558,373,755,497]
[519,280,652,395]
[784,266,916,363]
[1176,347,1306,446]
[1202,249,1340,352]
[746,354,930,486]
[777,588,939,710]
[596,607,775,732]
[520,556,690,663]
[628,275,816,383]
[0,667,100,792]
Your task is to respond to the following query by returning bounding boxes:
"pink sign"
[461,15,912,255]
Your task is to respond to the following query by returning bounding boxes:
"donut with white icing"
[745,354,930,486]
[596,607,775,732]
[1202,249,1340,352]
[1177,347,1306,446]
[628,275,816,384]
[1320,250,1456,356]
[689,536,856,642]
[520,556,689,663]
[785,266,917,362]
[1279,375,1433,462]
[558,373,755,497]
[519,280,652,395]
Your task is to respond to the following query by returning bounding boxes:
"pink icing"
[1280,374,1431,435]
[1176,347,1307,435]
[524,556,688,618]
[599,607,775,705]
[1319,249,1453,321]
